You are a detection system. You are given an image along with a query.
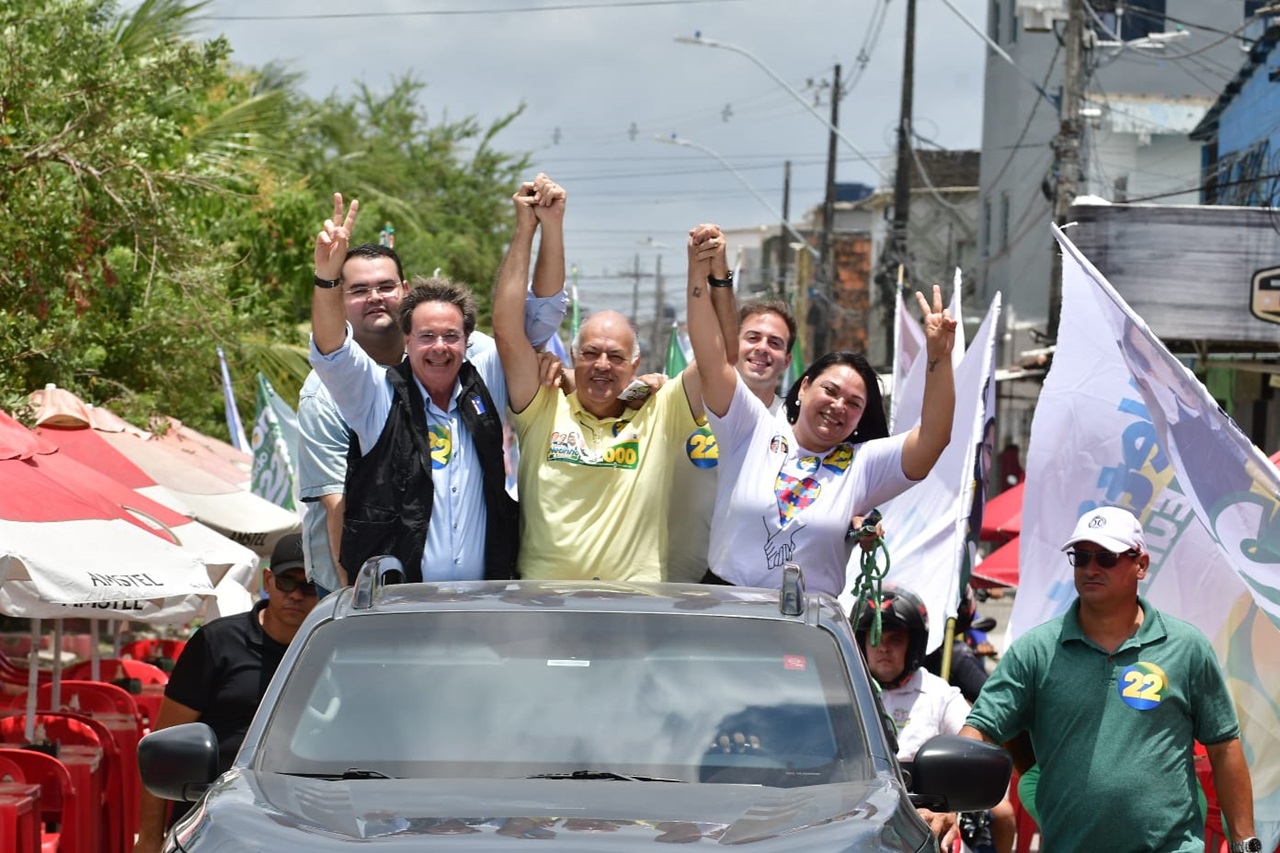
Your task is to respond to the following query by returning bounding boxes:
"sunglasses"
[1067,548,1139,569]
[273,574,319,596]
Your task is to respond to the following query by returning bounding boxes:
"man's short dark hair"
[738,298,798,351]
[342,243,405,284]
[399,276,477,337]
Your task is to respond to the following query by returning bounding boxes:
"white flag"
[846,293,1001,654]
[1012,226,1280,847]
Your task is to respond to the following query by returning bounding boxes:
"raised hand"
[915,284,957,362]
[687,223,726,276]
[314,193,359,282]
[531,173,566,226]
[511,180,539,231]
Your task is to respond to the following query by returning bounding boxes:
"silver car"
[141,564,1010,851]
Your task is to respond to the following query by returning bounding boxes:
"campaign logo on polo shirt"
[1118,661,1167,710]
[429,424,452,469]
[685,424,718,469]
[547,429,640,469]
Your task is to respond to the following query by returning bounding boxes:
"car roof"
[324,579,839,627]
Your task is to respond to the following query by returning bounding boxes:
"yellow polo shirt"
[513,379,697,581]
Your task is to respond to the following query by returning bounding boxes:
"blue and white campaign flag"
[845,292,1000,654]
[1013,226,1280,847]
[890,288,925,433]
[216,345,249,452]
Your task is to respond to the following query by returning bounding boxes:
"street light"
[674,33,888,182]
[654,133,820,261]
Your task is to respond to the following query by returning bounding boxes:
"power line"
[204,0,757,21]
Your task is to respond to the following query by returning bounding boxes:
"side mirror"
[909,734,1011,812]
[138,722,220,802]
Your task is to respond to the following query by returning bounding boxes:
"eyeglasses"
[344,281,401,300]
[1067,548,1140,569]
[414,330,465,346]
[273,574,319,596]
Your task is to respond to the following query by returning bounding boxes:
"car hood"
[171,770,930,851]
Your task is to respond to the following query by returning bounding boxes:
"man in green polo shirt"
[960,506,1260,853]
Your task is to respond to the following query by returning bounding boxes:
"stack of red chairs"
[0,651,53,692]
[32,682,145,848]
[61,660,169,731]
[0,708,139,853]
[119,639,185,673]
[0,747,79,853]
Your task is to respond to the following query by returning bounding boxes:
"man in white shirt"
[856,584,1013,853]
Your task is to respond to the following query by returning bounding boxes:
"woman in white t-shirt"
[684,223,957,596]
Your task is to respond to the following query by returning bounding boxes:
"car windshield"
[259,610,870,787]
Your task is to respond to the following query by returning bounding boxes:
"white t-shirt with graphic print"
[707,376,912,596]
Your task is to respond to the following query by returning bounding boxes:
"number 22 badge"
[1118,661,1167,710]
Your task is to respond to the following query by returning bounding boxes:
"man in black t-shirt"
[134,534,319,853]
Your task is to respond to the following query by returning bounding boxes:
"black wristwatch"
[1230,838,1262,853]
[313,274,340,289]
[707,272,734,289]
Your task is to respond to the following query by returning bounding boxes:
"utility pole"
[627,253,642,326]
[1048,0,1085,340]
[815,62,841,357]
[887,0,918,364]
[778,160,792,302]
[650,253,665,373]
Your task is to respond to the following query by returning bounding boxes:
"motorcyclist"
[923,583,995,705]
[857,585,1013,853]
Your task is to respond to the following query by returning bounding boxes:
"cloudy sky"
[189,0,989,320]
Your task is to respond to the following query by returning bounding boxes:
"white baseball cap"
[1060,506,1146,554]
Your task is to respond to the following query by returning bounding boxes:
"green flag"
[250,373,298,511]
[664,319,687,376]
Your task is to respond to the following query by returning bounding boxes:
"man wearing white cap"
[960,506,1259,853]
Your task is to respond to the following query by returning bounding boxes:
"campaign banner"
[250,374,298,511]
[1012,226,1280,847]
[845,293,1001,654]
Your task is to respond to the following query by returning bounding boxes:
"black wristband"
[707,272,734,288]
[313,274,340,289]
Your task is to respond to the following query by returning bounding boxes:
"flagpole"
[217,345,250,451]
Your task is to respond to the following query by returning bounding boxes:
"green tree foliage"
[0,0,530,438]
[297,78,529,327]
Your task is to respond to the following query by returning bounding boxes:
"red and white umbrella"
[0,411,219,619]
[149,415,251,489]
[31,386,300,558]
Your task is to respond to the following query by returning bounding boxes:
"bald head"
[571,310,641,418]
[572,310,640,361]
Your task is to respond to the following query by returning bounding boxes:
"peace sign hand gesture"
[314,193,360,282]
[915,284,957,362]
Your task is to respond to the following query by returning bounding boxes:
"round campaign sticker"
[429,424,452,469]
[685,425,718,469]
[1117,661,1167,711]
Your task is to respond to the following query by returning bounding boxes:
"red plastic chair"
[61,661,169,733]
[0,753,23,782]
[0,747,81,853]
[0,711,123,853]
[119,639,185,673]
[31,682,144,843]
[62,659,168,688]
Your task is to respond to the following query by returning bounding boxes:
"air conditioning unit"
[1016,0,1068,32]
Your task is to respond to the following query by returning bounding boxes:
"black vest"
[339,359,518,582]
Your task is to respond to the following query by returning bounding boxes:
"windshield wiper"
[525,770,683,783]
[282,768,393,780]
